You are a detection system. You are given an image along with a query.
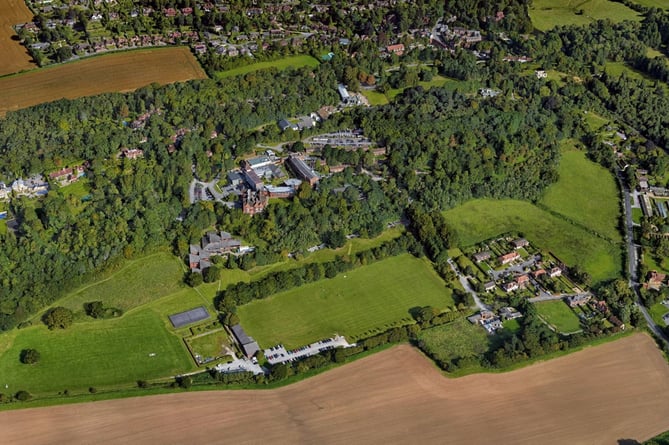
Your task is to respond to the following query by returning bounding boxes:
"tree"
[43,307,74,330]
[202,266,221,283]
[185,271,203,287]
[20,348,40,364]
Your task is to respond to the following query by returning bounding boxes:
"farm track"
[1,333,669,444]
[0,47,207,115]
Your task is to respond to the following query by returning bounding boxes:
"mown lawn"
[443,199,622,283]
[529,0,641,31]
[649,303,669,327]
[214,55,319,80]
[55,252,186,314]
[540,143,622,242]
[360,89,389,105]
[417,318,491,365]
[0,309,194,396]
[535,300,582,333]
[238,254,455,348]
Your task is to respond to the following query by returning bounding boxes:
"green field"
[361,89,389,105]
[632,0,668,9]
[541,145,622,241]
[60,179,90,199]
[417,318,490,366]
[238,254,455,348]
[214,55,319,80]
[443,199,622,283]
[632,207,643,224]
[54,252,186,315]
[0,309,194,395]
[582,110,609,132]
[187,330,231,359]
[529,0,642,31]
[649,303,669,327]
[535,300,582,333]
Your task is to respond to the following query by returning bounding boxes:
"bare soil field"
[0,47,207,115]
[0,0,34,76]
[1,334,668,445]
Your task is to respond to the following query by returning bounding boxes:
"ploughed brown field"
[1,334,669,444]
[0,47,207,115]
[0,0,34,75]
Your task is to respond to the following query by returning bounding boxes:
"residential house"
[278,119,298,132]
[594,300,609,314]
[49,165,85,185]
[499,251,520,265]
[567,294,591,307]
[473,251,492,263]
[119,148,144,159]
[646,270,666,291]
[499,307,522,321]
[535,70,547,79]
[482,318,502,333]
[483,281,496,292]
[386,43,405,56]
[0,182,9,201]
[532,269,546,279]
[516,274,529,288]
[512,238,529,249]
[502,281,519,293]
[480,88,501,98]
[549,267,562,278]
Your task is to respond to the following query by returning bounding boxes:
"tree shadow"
[617,439,640,445]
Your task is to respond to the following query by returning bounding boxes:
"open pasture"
[1,335,668,444]
[214,55,319,80]
[540,144,622,242]
[0,47,207,115]
[238,254,455,348]
[529,0,642,31]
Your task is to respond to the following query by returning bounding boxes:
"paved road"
[618,171,669,344]
[489,255,541,281]
[447,258,491,311]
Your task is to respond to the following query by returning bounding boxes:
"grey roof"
[287,156,318,182]
[241,341,260,358]
[169,306,210,328]
[231,324,253,345]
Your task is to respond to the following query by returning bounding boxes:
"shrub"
[15,390,31,401]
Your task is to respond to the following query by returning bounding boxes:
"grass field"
[238,254,455,348]
[0,309,194,395]
[214,55,319,80]
[535,300,582,333]
[443,199,622,283]
[631,0,669,9]
[417,318,490,365]
[529,0,642,31]
[540,144,622,241]
[582,110,609,132]
[187,330,231,359]
[0,0,34,76]
[360,89,389,105]
[649,303,669,327]
[0,47,207,115]
[53,252,186,315]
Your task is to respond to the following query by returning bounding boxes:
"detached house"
[499,251,520,265]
